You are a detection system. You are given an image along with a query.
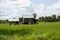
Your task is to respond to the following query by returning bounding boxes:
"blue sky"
[0,0,60,19]
[31,0,57,5]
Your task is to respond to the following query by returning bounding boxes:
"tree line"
[38,14,60,22]
[0,14,60,24]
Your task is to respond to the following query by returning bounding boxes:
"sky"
[0,0,60,19]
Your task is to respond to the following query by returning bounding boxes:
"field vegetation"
[0,22,60,40]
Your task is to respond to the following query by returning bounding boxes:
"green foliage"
[52,14,56,22]
[0,29,33,36]
[33,13,37,19]
[39,14,60,22]
[19,18,23,23]
[57,16,60,21]
[0,35,7,40]
[0,22,60,40]
[44,16,53,22]
[0,20,8,24]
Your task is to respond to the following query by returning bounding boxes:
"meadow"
[0,22,60,40]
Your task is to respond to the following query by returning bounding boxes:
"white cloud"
[47,2,60,15]
[0,0,60,19]
[34,0,60,18]
[0,0,31,7]
[53,3,60,15]
[57,0,60,3]
[0,0,33,19]
[35,4,47,17]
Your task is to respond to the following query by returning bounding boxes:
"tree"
[57,16,60,21]
[39,16,45,22]
[19,17,23,23]
[33,13,37,19]
[44,16,53,22]
[52,14,57,22]
[39,15,57,22]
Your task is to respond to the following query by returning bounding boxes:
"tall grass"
[0,22,60,40]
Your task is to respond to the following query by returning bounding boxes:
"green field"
[0,22,60,40]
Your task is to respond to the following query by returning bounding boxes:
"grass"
[0,22,60,40]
